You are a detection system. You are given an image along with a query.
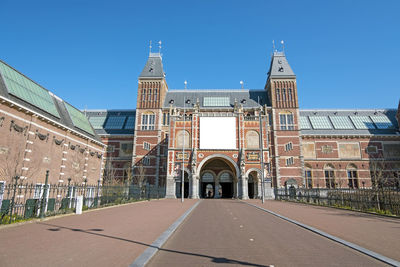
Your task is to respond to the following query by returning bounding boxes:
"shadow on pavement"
[39,222,268,267]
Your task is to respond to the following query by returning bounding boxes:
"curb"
[244,201,400,267]
[129,200,202,267]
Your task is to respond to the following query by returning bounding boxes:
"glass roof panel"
[329,116,354,129]
[64,102,94,134]
[299,116,311,129]
[370,116,394,129]
[203,97,230,107]
[0,62,60,118]
[350,116,376,129]
[309,116,332,129]
[124,116,135,129]
[88,116,107,129]
[104,116,126,129]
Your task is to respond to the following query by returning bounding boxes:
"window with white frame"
[141,113,155,130]
[0,181,5,199]
[142,89,146,101]
[280,113,294,130]
[162,113,170,126]
[304,167,312,188]
[285,142,293,151]
[143,141,151,151]
[286,157,294,166]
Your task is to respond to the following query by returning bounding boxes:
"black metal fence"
[275,187,400,217]
[0,178,165,225]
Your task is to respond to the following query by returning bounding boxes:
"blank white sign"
[200,117,237,149]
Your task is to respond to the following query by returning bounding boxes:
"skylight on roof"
[124,116,135,129]
[299,116,311,129]
[88,116,106,129]
[0,61,60,118]
[104,116,126,129]
[329,116,354,129]
[64,103,94,135]
[203,97,230,107]
[309,116,332,129]
[370,116,394,129]
[350,116,376,129]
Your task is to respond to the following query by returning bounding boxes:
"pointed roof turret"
[267,51,295,79]
[139,52,165,79]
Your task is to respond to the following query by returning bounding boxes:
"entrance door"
[219,172,233,198]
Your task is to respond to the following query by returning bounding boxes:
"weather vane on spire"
[149,40,152,55]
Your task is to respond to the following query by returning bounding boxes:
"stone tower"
[265,51,304,187]
[132,52,169,187]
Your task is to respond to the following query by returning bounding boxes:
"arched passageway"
[199,157,237,198]
[248,171,259,199]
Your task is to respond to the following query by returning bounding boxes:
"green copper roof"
[64,102,94,135]
[0,61,60,118]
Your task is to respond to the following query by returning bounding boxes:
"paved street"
[148,199,387,267]
[246,199,400,262]
[0,199,198,267]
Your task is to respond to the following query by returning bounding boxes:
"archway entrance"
[176,171,189,198]
[248,171,259,199]
[199,157,237,198]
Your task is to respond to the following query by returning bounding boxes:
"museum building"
[85,50,400,199]
[0,60,105,189]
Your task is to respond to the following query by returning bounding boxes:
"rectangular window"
[106,145,115,153]
[141,114,155,130]
[305,170,312,188]
[143,142,151,151]
[142,157,150,166]
[0,181,5,200]
[324,170,335,189]
[148,89,152,101]
[282,88,286,102]
[285,142,293,151]
[286,157,294,166]
[276,89,280,102]
[280,114,294,130]
[142,89,146,101]
[347,170,358,189]
[288,88,293,102]
[154,89,158,102]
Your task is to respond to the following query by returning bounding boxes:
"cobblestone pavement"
[246,199,400,261]
[147,199,386,267]
[0,199,198,267]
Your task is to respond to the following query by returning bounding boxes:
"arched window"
[347,164,358,189]
[246,130,259,149]
[324,164,335,189]
[304,164,313,188]
[175,130,190,148]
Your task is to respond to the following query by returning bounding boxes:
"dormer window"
[169,99,174,104]
[185,99,191,104]
[241,99,246,104]
[278,67,284,72]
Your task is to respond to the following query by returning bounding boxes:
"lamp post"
[258,108,265,203]
[181,80,187,203]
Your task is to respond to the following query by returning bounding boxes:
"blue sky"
[1,0,399,110]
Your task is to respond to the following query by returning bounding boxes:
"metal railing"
[275,187,400,216]
[0,177,165,225]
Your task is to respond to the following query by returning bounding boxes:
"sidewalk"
[246,199,400,261]
[0,198,198,267]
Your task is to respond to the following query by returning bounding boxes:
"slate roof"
[268,51,295,78]
[139,53,165,79]
[0,59,102,142]
[163,89,270,109]
[300,109,400,136]
[85,109,136,135]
